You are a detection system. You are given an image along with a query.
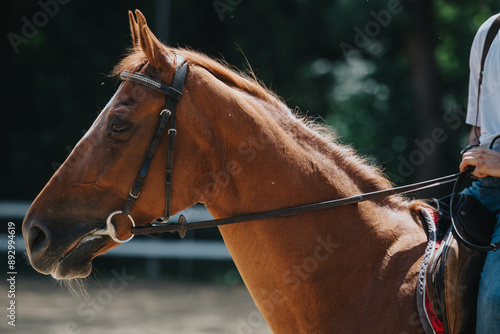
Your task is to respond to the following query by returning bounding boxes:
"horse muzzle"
[23,216,110,279]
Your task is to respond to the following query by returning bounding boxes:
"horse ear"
[128,10,140,48]
[134,9,175,73]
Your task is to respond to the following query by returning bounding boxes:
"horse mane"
[112,47,413,210]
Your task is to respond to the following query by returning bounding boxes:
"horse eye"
[107,121,131,134]
[121,98,135,107]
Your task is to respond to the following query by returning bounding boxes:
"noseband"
[97,56,188,243]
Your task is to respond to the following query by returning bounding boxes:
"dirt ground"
[1,276,273,334]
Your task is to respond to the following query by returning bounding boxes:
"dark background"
[4,0,500,199]
[4,0,499,202]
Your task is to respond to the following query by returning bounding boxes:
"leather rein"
[98,57,462,242]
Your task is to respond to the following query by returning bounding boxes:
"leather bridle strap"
[118,57,188,223]
[162,62,187,221]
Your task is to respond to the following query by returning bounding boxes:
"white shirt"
[466,13,500,149]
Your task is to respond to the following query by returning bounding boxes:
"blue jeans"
[462,177,500,333]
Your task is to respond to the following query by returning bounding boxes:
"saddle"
[417,195,496,334]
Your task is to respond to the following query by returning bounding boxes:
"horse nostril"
[28,225,50,256]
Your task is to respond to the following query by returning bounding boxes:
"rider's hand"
[459,146,500,178]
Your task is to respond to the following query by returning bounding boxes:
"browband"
[120,71,183,100]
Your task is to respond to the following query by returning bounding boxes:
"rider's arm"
[468,125,481,145]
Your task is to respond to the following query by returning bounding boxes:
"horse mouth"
[51,233,109,279]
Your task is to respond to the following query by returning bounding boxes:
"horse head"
[22,10,220,279]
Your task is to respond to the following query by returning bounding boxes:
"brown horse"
[23,10,429,333]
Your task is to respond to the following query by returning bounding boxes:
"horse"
[22,9,429,333]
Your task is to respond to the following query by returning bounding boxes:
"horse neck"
[188,74,420,237]
[191,74,427,332]
[196,88,402,220]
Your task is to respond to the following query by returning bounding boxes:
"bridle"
[95,55,465,244]
[95,55,188,243]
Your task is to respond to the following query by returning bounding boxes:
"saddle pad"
[417,208,445,334]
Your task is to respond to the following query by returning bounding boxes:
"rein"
[96,57,462,242]
[449,135,500,252]
[132,173,461,237]
[448,170,499,252]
